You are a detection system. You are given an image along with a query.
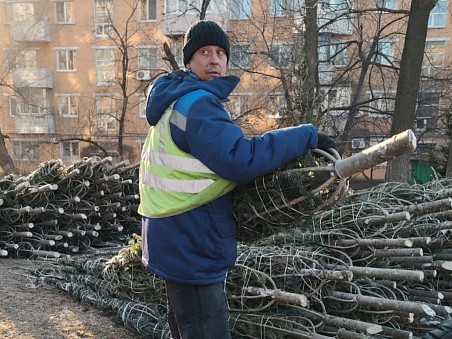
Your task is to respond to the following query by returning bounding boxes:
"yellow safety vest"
[138,101,237,218]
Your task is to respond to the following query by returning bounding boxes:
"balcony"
[15,115,55,134]
[12,68,53,88]
[162,12,229,36]
[10,19,51,42]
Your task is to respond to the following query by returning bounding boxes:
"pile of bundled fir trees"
[0,156,141,258]
[2,129,451,338]
[33,176,452,338]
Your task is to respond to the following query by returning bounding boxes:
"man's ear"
[186,63,191,69]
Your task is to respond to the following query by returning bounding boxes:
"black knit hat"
[183,20,230,66]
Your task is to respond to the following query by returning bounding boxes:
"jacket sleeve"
[185,94,318,185]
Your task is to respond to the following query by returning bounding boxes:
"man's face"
[186,45,228,81]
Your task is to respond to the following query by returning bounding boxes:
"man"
[138,20,336,339]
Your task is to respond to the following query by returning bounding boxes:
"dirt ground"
[0,258,142,339]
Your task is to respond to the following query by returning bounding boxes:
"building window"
[225,94,249,119]
[320,0,349,11]
[165,0,225,13]
[428,0,447,28]
[56,48,77,71]
[4,49,16,70]
[417,91,440,117]
[325,87,350,115]
[7,95,17,116]
[376,0,397,10]
[62,141,80,161]
[368,92,395,117]
[8,89,46,116]
[137,47,158,70]
[231,0,251,19]
[166,0,189,13]
[318,36,348,67]
[96,95,117,132]
[4,2,35,24]
[423,40,445,76]
[12,141,39,161]
[16,50,37,68]
[56,94,79,117]
[416,118,438,131]
[374,41,393,66]
[269,44,292,68]
[415,91,440,132]
[207,0,227,13]
[270,0,292,16]
[230,44,250,69]
[94,0,113,36]
[174,40,184,67]
[267,94,285,118]
[138,0,156,21]
[95,48,116,85]
[138,95,147,118]
[55,1,74,24]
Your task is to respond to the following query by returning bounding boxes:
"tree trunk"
[446,142,452,177]
[303,0,319,97]
[300,1,322,126]
[118,96,128,159]
[0,131,19,175]
[199,0,211,20]
[386,0,438,182]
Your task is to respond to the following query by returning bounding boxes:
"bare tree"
[99,0,153,159]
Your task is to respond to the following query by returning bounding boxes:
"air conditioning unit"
[351,138,365,149]
[136,70,151,81]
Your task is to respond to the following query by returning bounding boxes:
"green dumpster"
[411,160,434,184]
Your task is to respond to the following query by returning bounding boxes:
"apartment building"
[0,0,450,176]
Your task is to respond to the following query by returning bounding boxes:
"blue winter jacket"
[141,69,319,285]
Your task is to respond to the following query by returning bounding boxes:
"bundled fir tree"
[233,151,346,242]
[233,129,417,243]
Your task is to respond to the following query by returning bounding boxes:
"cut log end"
[422,304,436,317]
[366,324,383,334]
[441,262,452,271]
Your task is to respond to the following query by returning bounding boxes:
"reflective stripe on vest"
[138,97,236,218]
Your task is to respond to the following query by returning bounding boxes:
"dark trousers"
[165,280,231,339]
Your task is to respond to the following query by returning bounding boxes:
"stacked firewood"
[0,156,140,258]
